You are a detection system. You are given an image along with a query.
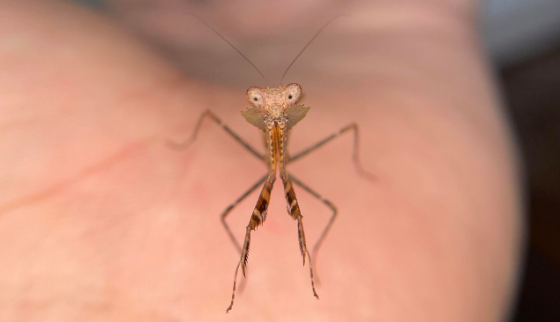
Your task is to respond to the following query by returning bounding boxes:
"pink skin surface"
[0,0,523,321]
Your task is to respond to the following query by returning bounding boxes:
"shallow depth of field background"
[70,0,560,320]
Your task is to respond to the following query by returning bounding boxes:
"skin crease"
[0,0,523,321]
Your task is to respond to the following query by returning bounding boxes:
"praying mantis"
[167,15,374,313]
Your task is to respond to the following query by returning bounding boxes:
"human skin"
[0,0,522,321]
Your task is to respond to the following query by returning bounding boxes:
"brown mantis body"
[168,16,374,313]
[231,84,318,312]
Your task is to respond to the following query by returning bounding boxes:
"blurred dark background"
[484,1,560,320]
[71,0,560,320]
[502,45,560,322]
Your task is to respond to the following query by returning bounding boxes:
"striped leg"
[277,121,318,299]
[167,110,265,162]
[289,174,337,282]
[221,174,268,254]
[226,175,275,313]
[280,171,319,299]
[288,123,375,182]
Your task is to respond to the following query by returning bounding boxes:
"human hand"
[0,1,522,321]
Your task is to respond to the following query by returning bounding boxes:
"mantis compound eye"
[284,83,302,104]
[246,87,265,109]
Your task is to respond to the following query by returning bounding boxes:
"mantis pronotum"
[168,16,374,313]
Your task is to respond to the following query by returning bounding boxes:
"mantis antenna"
[186,13,267,82]
[280,16,348,85]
